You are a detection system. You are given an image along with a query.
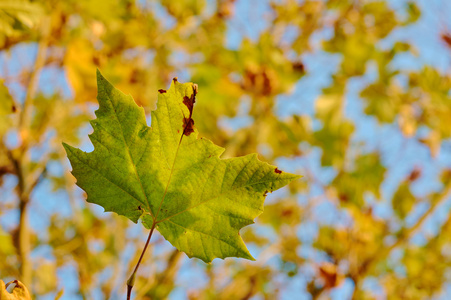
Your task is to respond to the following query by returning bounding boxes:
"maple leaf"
[63,71,300,262]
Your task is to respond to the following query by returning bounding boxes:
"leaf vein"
[167,220,244,254]
[157,176,286,223]
[69,149,146,208]
[106,92,153,217]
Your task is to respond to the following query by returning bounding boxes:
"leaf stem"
[127,222,156,300]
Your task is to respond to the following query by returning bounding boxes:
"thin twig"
[127,223,157,300]
[18,17,50,131]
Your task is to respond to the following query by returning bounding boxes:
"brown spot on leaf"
[183,96,196,115]
[242,68,273,96]
[173,77,178,82]
[183,117,195,136]
[408,167,421,182]
[319,262,343,289]
[0,165,14,176]
[129,69,139,84]
[339,193,349,203]
[292,61,305,73]
[181,86,198,136]
[281,208,294,217]
[442,33,451,48]
[158,89,166,93]
[11,105,16,113]
[275,168,282,174]
[92,55,101,66]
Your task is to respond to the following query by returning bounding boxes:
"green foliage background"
[1,0,451,299]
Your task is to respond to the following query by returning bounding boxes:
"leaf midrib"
[155,172,291,224]
[151,85,196,224]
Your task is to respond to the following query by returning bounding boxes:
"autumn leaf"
[0,80,15,115]
[63,71,300,262]
[0,280,31,300]
[318,262,344,289]
[0,80,15,137]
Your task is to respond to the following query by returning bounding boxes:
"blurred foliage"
[1,0,451,299]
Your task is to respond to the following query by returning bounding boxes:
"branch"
[18,17,50,133]
[388,184,451,252]
[5,145,31,287]
[350,181,451,297]
[14,17,51,288]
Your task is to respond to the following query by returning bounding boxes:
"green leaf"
[0,80,15,136]
[392,181,416,219]
[63,71,300,262]
[0,0,43,35]
[0,80,14,115]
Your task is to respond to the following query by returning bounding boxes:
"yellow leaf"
[398,104,416,137]
[54,289,64,300]
[318,262,344,289]
[0,280,31,300]
[419,130,441,158]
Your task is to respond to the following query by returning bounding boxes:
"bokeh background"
[1,0,451,299]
